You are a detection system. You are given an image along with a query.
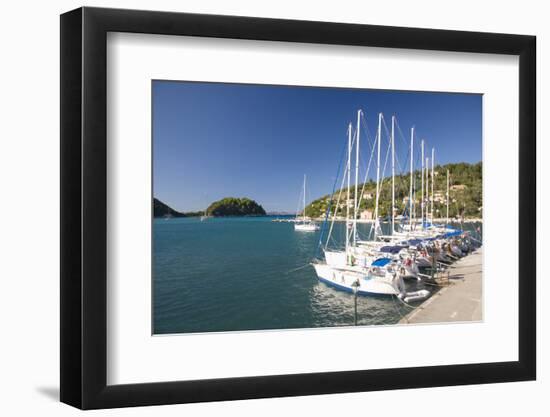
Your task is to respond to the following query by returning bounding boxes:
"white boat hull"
[313,263,403,296]
[294,223,320,231]
[324,250,348,268]
[402,290,430,303]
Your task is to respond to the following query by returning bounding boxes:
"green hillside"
[153,198,186,218]
[305,162,482,219]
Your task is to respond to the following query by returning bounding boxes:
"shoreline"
[312,217,483,223]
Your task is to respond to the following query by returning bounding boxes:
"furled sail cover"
[379,246,405,254]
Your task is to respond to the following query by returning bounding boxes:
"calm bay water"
[153,216,479,334]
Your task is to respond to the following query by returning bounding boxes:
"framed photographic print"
[60,6,536,409]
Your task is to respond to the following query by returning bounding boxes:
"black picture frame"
[60,6,536,410]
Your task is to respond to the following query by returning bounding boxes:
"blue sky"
[153,81,482,213]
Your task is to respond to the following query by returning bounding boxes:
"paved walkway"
[399,248,483,324]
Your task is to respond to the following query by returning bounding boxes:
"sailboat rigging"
[311,108,479,299]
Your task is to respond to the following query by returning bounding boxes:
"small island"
[206,197,266,217]
[153,197,266,218]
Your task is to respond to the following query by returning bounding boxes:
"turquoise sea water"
[153,216,479,334]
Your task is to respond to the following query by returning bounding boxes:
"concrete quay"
[399,248,483,324]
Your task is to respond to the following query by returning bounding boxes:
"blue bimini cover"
[371,258,392,267]
[444,230,462,238]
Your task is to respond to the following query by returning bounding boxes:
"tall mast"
[374,113,382,240]
[346,123,352,261]
[353,110,361,246]
[413,169,416,228]
[303,174,306,222]
[446,169,450,225]
[391,115,395,235]
[431,148,435,223]
[421,140,424,228]
[409,127,414,230]
[425,157,429,225]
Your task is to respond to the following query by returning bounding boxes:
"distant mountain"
[266,211,296,216]
[206,197,266,216]
[153,198,185,218]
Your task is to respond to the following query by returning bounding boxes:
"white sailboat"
[313,110,410,296]
[200,194,211,221]
[200,208,211,221]
[294,175,320,231]
[313,262,406,296]
[312,108,482,300]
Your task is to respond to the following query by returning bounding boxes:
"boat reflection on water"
[307,274,431,327]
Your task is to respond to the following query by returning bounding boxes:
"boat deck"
[399,247,483,324]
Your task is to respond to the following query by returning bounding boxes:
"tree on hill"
[206,197,266,216]
[304,161,482,219]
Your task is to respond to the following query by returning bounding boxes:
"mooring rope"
[285,263,313,275]
[390,294,408,322]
